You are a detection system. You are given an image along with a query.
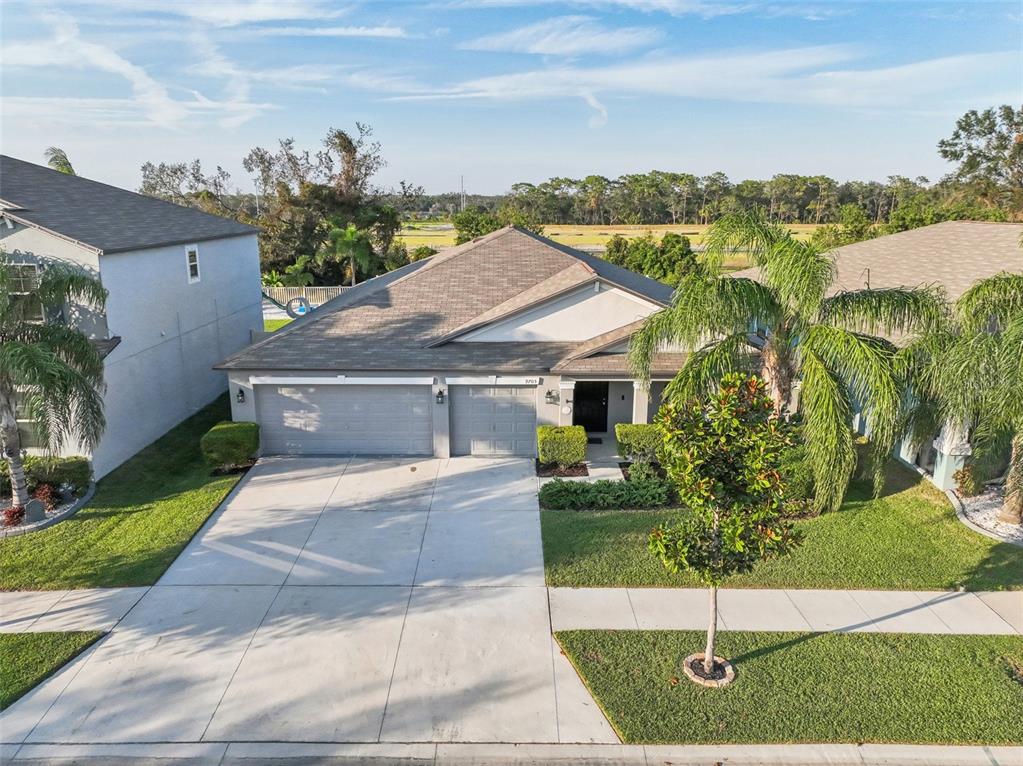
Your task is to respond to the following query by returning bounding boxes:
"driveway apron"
[2,456,615,746]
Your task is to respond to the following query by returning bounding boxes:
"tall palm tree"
[901,272,1023,523]
[0,257,106,506]
[318,222,373,286]
[630,211,945,512]
[44,147,75,175]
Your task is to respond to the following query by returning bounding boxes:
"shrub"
[537,425,587,468]
[0,456,91,498]
[539,477,672,510]
[953,465,984,497]
[32,483,59,511]
[200,421,260,468]
[615,423,661,463]
[2,506,25,528]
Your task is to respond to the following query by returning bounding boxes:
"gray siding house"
[0,155,262,478]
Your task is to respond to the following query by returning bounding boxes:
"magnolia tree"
[649,373,799,684]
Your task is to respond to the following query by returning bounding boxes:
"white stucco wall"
[0,222,107,337]
[457,283,659,342]
[87,234,262,477]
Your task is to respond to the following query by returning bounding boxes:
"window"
[14,397,43,449]
[186,245,200,283]
[9,264,44,323]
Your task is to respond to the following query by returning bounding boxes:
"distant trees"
[451,206,544,244]
[604,233,698,286]
[139,124,419,285]
[938,105,1023,211]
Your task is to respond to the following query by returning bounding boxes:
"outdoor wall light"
[436,389,446,404]
[236,388,246,404]
[545,390,559,405]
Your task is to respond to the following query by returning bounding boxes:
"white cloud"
[394,45,1016,127]
[1,11,187,124]
[77,0,352,27]
[462,15,661,55]
[441,0,748,19]
[246,25,408,38]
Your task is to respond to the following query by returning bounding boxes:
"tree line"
[118,104,1020,286]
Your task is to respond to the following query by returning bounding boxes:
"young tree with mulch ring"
[649,373,800,685]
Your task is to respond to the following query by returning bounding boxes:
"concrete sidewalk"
[5,585,1019,636]
[550,587,1022,635]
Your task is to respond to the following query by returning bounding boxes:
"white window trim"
[185,244,200,284]
[10,262,44,323]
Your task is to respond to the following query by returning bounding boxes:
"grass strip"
[1,631,103,710]
[558,629,1023,744]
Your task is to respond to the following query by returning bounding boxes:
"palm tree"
[318,222,373,286]
[901,272,1023,523]
[44,147,75,175]
[630,211,945,512]
[0,257,106,506]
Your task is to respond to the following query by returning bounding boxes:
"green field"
[264,318,292,332]
[558,629,1023,744]
[398,222,820,254]
[542,464,1023,591]
[1,632,102,709]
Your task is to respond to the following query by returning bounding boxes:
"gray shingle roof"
[0,155,257,254]
[732,221,1023,302]
[218,226,676,374]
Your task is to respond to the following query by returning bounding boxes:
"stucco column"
[433,376,450,458]
[558,380,576,426]
[931,421,971,490]
[631,381,649,424]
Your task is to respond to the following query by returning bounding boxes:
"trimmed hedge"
[1,456,91,498]
[779,442,815,502]
[200,421,260,468]
[614,423,661,462]
[540,477,672,510]
[537,425,587,467]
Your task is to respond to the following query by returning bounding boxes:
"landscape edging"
[0,482,97,539]
[947,489,1023,548]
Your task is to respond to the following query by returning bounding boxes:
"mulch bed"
[210,460,257,477]
[536,461,589,477]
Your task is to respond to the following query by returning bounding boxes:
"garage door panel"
[451,386,537,457]
[259,384,433,456]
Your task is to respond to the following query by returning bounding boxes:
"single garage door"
[450,385,537,457]
[258,384,433,455]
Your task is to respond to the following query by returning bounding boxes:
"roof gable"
[0,155,257,254]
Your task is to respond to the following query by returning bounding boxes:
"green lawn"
[543,465,1023,590]
[264,318,292,332]
[0,397,242,590]
[1,632,103,709]
[558,629,1023,744]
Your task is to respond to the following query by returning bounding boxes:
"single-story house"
[737,220,1023,490]
[0,155,263,478]
[217,226,684,458]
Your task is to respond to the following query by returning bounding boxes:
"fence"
[263,285,351,307]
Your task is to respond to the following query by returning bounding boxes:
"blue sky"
[1,1,1020,194]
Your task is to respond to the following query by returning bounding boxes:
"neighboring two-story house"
[0,155,262,478]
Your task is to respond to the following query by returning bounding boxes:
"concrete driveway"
[3,457,615,746]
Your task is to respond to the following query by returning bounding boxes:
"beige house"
[218,226,683,458]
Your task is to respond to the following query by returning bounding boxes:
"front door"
[573,381,609,432]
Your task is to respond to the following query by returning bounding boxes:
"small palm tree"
[318,222,373,286]
[0,257,106,506]
[901,272,1023,523]
[44,147,75,175]
[630,211,945,512]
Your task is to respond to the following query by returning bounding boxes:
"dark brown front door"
[573,381,609,432]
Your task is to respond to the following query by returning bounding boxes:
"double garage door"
[258,383,537,457]
[259,384,434,455]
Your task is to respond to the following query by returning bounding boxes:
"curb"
[0,482,97,539]
[946,489,1023,549]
